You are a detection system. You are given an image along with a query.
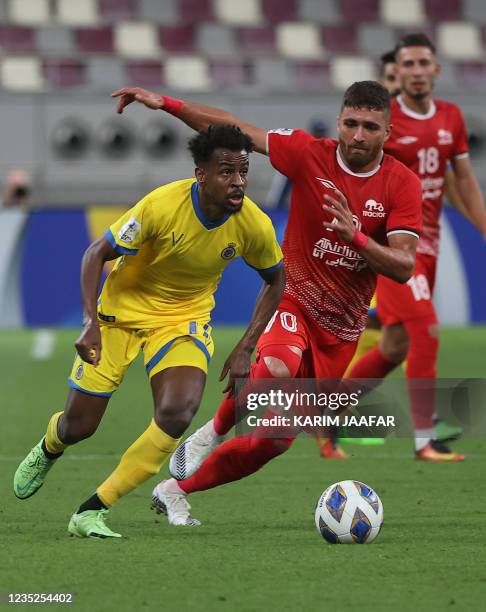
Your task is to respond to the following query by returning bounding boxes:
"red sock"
[213,394,236,436]
[347,346,397,378]
[404,316,439,430]
[179,434,294,494]
[212,345,302,436]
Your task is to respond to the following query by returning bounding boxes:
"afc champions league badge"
[75,363,84,380]
[221,243,237,260]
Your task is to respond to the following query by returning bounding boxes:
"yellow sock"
[97,419,180,507]
[45,411,68,454]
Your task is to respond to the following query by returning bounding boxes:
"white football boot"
[151,481,201,527]
[169,420,223,480]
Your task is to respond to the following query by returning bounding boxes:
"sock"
[213,345,302,436]
[213,394,236,436]
[404,316,439,434]
[41,438,63,459]
[415,428,436,451]
[179,434,294,494]
[44,411,68,455]
[344,328,381,376]
[158,479,185,496]
[346,346,398,379]
[77,493,107,513]
[97,419,180,507]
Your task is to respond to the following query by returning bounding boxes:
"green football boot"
[68,509,122,539]
[13,439,57,499]
[435,418,462,443]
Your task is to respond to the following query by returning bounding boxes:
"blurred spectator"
[379,50,400,97]
[267,118,329,209]
[2,168,31,208]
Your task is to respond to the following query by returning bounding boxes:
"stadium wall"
[0,207,483,328]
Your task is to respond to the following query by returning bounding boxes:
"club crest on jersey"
[363,199,385,218]
[75,363,83,380]
[438,128,453,145]
[221,243,237,260]
[117,216,141,244]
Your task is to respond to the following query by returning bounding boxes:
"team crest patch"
[221,243,237,260]
[75,363,83,380]
[117,216,141,244]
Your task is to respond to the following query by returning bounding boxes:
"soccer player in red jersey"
[112,80,423,524]
[348,33,486,462]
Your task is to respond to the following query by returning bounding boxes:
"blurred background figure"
[379,50,401,97]
[2,168,31,208]
[266,119,329,209]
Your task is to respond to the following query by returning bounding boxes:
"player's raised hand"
[322,189,356,243]
[219,345,252,395]
[75,322,102,366]
[111,87,164,114]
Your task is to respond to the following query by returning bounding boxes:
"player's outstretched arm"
[75,236,119,366]
[322,190,416,284]
[220,265,285,394]
[111,87,268,154]
[450,157,486,240]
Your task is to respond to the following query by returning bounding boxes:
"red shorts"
[377,253,437,327]
[256,295,358,379]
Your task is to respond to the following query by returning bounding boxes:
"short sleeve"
[452,106,469,159]
[386,168,423,239]
[267,129,314,181]
[243,214,283,273]
[105,194,156,256]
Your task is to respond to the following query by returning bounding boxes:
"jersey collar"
[336,146,383,178]
[191,182,232,230]
[397,94,436,120]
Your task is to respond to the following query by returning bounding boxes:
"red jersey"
[267,129,422,342]
[385,95,469,257]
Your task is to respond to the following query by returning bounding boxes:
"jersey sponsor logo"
[75,363,83,380]
[312,237,367,271]
[117,216,141,244]
[221,242,237,260]
[396,136,418,144]
[421,176,444,201]
[437,128,453,145]
[363,199,385,218]
[268,128,294,136]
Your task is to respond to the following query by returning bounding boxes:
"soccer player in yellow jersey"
[13,125,285,537]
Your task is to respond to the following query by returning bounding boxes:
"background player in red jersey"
[112,81,423,525]
[348,33,486,462]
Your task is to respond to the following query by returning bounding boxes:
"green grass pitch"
[1,327,485,611]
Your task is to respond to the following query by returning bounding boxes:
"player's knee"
[154,395,201,437]
[380,325,409,363]
[261,345,302,378]
[263,356,291,378]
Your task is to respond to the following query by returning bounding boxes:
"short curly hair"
[341,81,391,117]
[188,124,254,165]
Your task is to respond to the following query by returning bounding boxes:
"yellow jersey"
[100,178,283,328]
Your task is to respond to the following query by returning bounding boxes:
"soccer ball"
[315,480,384,544]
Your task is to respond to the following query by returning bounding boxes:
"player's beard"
[341,141,382,171]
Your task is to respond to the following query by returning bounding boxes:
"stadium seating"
[0,0,485,92]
